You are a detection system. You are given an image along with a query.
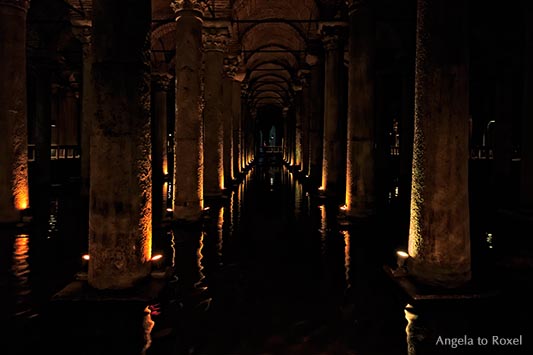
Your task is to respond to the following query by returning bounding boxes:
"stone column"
[345,0,375,217]
[241,85,248,170]
[57,81,80,146]
[308,61,324,185]
[407,0,470,287]
[203,22,229,198]
[232,80,242,179]
[151,72,173,224]
[0,0,30,223]
[299,70,311,176]
[172,0,205,221]
[521,3,533,210]
[29,57,53,191]
[89,0,152,289]
[293,86,303,170]
[73,22,93,198]
[223,56,238,187]
[319,23,347,195]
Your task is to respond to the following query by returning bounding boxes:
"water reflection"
[342,230,352,292]
[47,199,59,239]
[142,306,155,354]
[194,232,207,291]
[13,234,32,318]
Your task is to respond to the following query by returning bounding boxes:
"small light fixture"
[166,207,173,212]
[82,254,90,261]
[203,206,211,211]
[340,205,347,211]
[151,254,163,262]
[396,250,409,269]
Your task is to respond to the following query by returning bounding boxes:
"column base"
[406,257,472,289]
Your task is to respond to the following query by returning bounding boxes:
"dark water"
[2,165,533,355]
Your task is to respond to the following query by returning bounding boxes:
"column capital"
[223,55,241,79]
[203,22,230,52]
[152,72,173,92]
[171,0,208,15]
[72,22,92,44]
[0,0,30,11]
[318,21,348,51]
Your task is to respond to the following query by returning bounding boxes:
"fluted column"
[319,23,347,195]
[0,0,30,223]
[203,22,229,198]
[89,0,152,289]
[172,0,205,221]
[73,22,93,198]
[408,0,470,287]
[345,0,375,217]
[152,72,173,224]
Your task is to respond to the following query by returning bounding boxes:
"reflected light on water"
[194,232,207,290]
[169,230,176,268]
[342,230,351,291]
[13,234,31,317]
[217,207,224,265]
[142,306,155,355]
[319,205,327,257]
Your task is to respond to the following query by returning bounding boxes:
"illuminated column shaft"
[222,78,233,185]
[232,81,242,178]
[89,0,152,289]
[203,23,228,197]
[152,73,172,223]
[300,71,311,176]
[408,0,470,287]
[240,87,247,170]
[0,0,30,223]
[294,92,303,168]
[521,3,533,209]
[346,1,375,217]
[320,24,346,194]
[308,63,323,183]
[173,2,204,221]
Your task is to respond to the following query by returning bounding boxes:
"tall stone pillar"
[345,0,375,217]
[308,61,324,185]
[73,22,93,198]
[89,0,152,289]
[521,3,533,210]
[172,0,205,221]
[319,23,347,195]
[0,0,30,223]
[151,72,173,224]
[57,82,80,146]
[408,0,470,287]
[241,85,248,170]
[293,87,303,170]
[223,56,238,186]
[299,70,311,176]
[203,22,229,198]
[232,80,242,179]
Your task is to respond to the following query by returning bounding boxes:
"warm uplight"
[82,254,90,261]
[396,250,409,269]
[166,207,173,212]
[318,186,324,191]
[151,254,163,261]
[203,206,211,211]
[340,205,347,211]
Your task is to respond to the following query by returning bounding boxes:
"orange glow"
[82,254,90,261]
[13,140,30,210]
[340,205,347,211]
[151,254,163,261]
[14,186,29,210]
[217,207,224,260]
[342,230,351,290]
[194,232,207,290]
